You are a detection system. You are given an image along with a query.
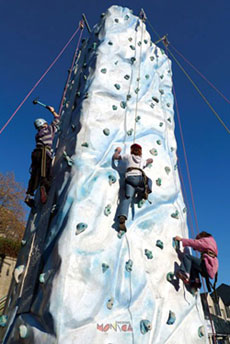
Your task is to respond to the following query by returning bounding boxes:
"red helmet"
[131,143,142,150]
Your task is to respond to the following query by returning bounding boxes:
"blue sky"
[0,0,229,287]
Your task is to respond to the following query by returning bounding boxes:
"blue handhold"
[140,320,152,334]
[124,14,130,20]
[130,57,136,64]
[103,128,110,136]
[144,249,153,259]
[104,204,111,216]
[167,310,176,325]
[101,68,107,74]
[125,259,133,272]
[102,263,110,273]
[138,199,145,208]
[120,101,126,109]
[156,240,164,249]
[63,151,74,167]
[172,238,180,250]
[171,210,179,219]
[127,129,133,136]
[112,105,117,110]
[76,223,88,235]
[19,324,28,338]
[0,315,8,327]
[107,297,114,309]
[114,83,120,90]
[108,174,116,185]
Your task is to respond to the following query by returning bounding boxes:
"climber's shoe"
[176,270,190,285]
[40,186,47,204]
[24,195,35,208]
[118,215,127,232]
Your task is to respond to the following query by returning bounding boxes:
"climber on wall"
[113,143,153,232]
[24,106,60,207]
[174,231,218,290]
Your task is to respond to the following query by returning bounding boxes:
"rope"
[0,24,82,136]
[170,44,230,105]
[58,21,84,114]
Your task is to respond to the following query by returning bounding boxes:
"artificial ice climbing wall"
[1,5,208,344]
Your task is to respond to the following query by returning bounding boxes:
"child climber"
[24,106,60,207]
[113,143,153,232]
[174,231,218,290]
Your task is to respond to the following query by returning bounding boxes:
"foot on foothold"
[118,216,127,232]
[176,270,190,285]
[24,195,35,208]
[40,186,47,204]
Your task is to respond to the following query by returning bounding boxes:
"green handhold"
[140,320,152,334]
[21,240,27,246]
[171,210,179,219]
[165,166,171,175]
[130,45,135,50]
[167,311,176,325]
[112,105,117,110]
[83,75,87,80]
[152,96,159,103]
[0,315,8,327]
[117,230,126,239]
[104,204,112,216]
[120,101,126,109]
[167,103,171,107]
[125,259,133,272]
[19,324,28,339]
[81,142,89,148]
[166,272,175,282]
[127,129,133,136]
[198,326,205,338]
[101,68,107,74]
[76,91,81,97]
[39,273,46,284]
[138,41,142,46]
[135,115,141,122]
[150,56,154,61]
[135,88,140,94]
[145,74,150,79]
[138,199,145,208]
[150,148,158,156]
[76,223,88,235]
[167,117,171,123]
[159,122,163,127]
[114,83,120,90]
[108,41,113,45]
[156,240,164,249]
[124,74,130,80]
[103,128,110,136]
[144,249,153,259]
[108,174,116,185]
[124,14,129,20]
[144,39,148,44]
[126,94,132,101]
[114,18,119,23]
[102,263,109,273]
[107,297,114,310]
[128,37,133,42]
[160,75,164,79]
[130,57,136,64]
[156,140,161,145]
[150,103,154,109]
[63,151,74,167]
[156,178,162,186]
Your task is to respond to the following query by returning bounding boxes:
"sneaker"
[118,216,127,232]
[176,270,190,285]
[24,195,35,208]
[40,186,47,204]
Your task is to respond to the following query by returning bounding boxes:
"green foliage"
[0,237,21,258]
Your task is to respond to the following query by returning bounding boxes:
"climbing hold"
[144,39,148,44]
[125,259,133,272]
[156,178,162,186]
[114,83,121,90]
[130,57,136,64]
[0,315,8,327]
[102,263,110,273]
[101,68,107,74]
[76,91,81,97]
[92,42,97,50]
[159,122,163,127]
[83,75,87,81]
[160,74,164,79]
[150,148,158,156]
[128,37,133,42]
[150,103,154,109]
[83,62,87,68]
[167,310,176,325]
[124,74,130,80]
[170,147,174,152]
[159,89,164,95]
[71,124,76,131]
[135,115,141,122]
[160,48,165,54]
[112,105,117,110]
[167,103,171,107]
[114,18,119,23]
[107,297,114,310]
[76,223,88,235]
[138,199,145,208]
[39,273,46,284]
[120,101,126,109]
[104,204,112,216]
[137,77,140,82]
[117,230,126,239]
[63,151,74,167]
[114,61,118,65]
[156,240,164,249]
[171,210,179,219]
[138,41,142,46]
[14,265,25,284]
[101,12,105,18]
[156,140,161,145]
[145,74,150,79]
[165,167,171,175]
[130,45,135,50]
[19,324,28,339]
[108,174,116,185]
[198,326,205,338]
[150,56,154,61]
[124,14,129,20]
[152,96,159,103]
[126,94,132,101]
[172,238,180,250]
[127,129,133,136]
[166,272,175,282]
[21,239,27,246]
[167,117,172,123]
[144,249,153,259]
[140,320,152,335]
[183,207,187,213]
[103,128,110,136]
[108,41,113,46]
[81,142,89,148]
[135,88,140,94]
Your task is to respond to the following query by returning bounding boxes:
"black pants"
[26,148,52,195]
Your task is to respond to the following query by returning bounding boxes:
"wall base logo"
[97,321,133,333]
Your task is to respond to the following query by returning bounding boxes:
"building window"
[225,305,230,318]
[209,306,214,315]
[214,302,221,316]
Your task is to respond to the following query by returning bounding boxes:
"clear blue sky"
[0,0,229,287]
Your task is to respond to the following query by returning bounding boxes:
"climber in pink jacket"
[174,231,218,289]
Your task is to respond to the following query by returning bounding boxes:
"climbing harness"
[126,167,152,201]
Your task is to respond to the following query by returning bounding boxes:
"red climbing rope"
[0,23,82,136]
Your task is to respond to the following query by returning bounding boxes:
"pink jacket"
[182,236,218,279]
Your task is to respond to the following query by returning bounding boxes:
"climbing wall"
[1,6,208,344]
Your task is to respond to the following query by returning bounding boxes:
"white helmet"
[34,118,47,129]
